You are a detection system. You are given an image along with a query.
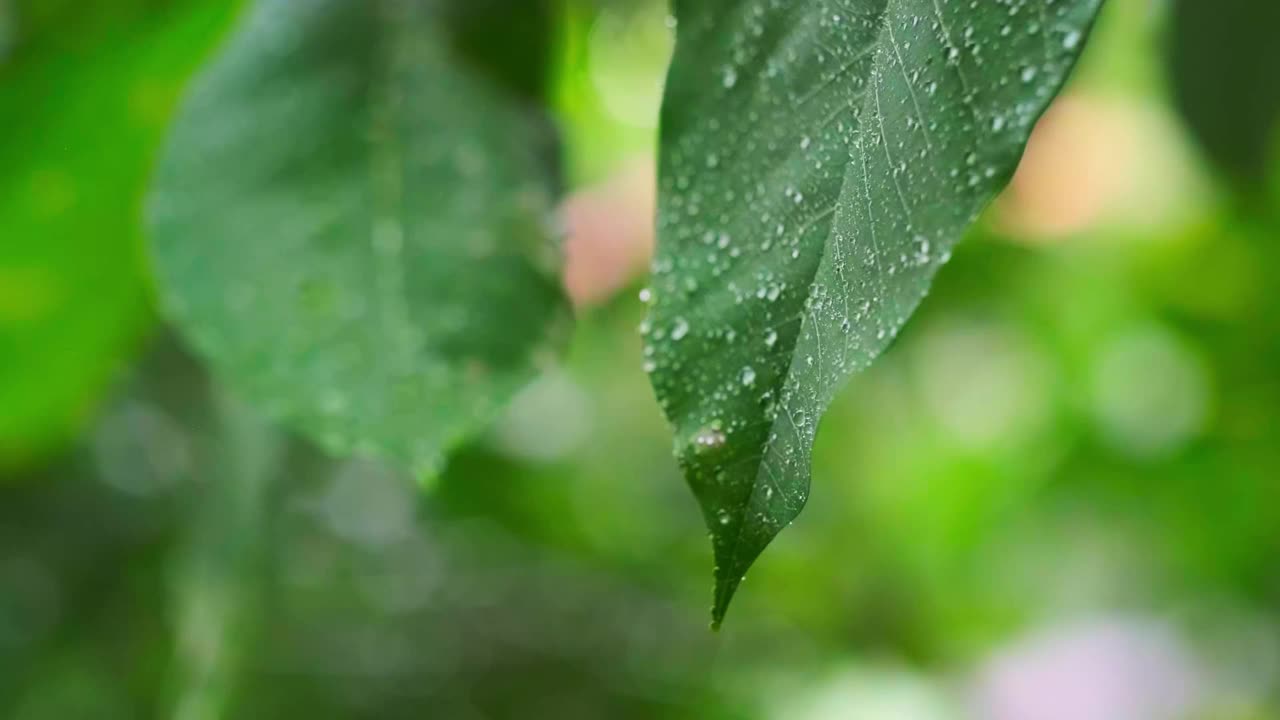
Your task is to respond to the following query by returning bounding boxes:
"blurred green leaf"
[443,0,558,104]
[1169,0,1280,195]
[444,0,563,191]
[0,1,239,466]
[645,0,1101,625]
[0,2,13,63]
[149,0,572,478]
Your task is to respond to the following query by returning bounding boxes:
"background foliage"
[2,0,1279,718]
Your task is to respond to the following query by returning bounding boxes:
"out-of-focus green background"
[2,0,1279,718]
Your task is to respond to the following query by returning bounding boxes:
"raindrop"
[672,317,690,341]
[692,426,727,452]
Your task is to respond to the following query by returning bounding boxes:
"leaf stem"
[168,392,283,720]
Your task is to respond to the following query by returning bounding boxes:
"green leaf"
[149,0,572,478]
[0,2,13,63]
[442,0,559,104]
[0,1,238,467]
[1168,0,1280,194]
[646,0,1101,625]
[440,0,564,193]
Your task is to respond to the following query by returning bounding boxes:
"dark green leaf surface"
[0,2,12,63]
[1169,0,1280,194]
[646,0,1101,624]
[150,0,571,478]
[443,0,558,104]
[0,1,238,466]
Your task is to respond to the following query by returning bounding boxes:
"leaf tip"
[710,571,743,630]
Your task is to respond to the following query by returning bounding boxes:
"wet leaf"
[149,0,571,478]
[646,0,1102,625]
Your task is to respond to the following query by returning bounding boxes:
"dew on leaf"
[692,426,726,452]
[671,317,690,341]
[644,0,1101,625]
